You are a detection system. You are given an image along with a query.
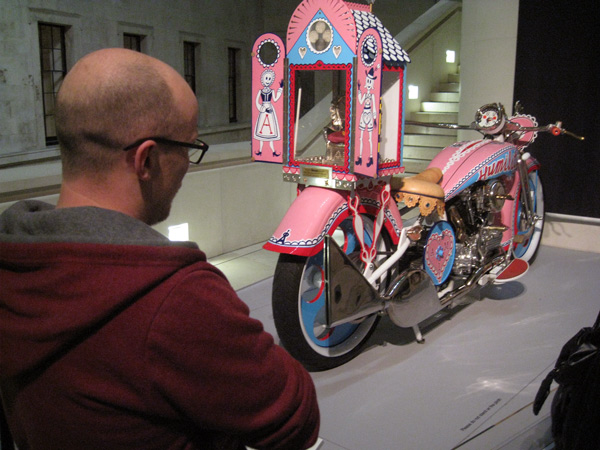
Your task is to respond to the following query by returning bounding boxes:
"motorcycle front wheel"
[272,215,390,371]
[514,170,544,263]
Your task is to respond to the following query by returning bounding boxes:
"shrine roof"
[352,9,410,66]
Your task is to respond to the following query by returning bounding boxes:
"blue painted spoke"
[299,217,375,347]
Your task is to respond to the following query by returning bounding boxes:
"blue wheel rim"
[514,173,539,258]
[300,218,373,348]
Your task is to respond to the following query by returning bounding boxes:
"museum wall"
[401,2,462,118]
[457,0,518,132]
[0,0,264,166]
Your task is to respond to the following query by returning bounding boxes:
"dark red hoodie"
[0,201,319,450]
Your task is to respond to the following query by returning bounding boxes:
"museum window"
[183,41,198,94]
[228,47,240,123]
[38,23,67,146]
[124,33,143,52]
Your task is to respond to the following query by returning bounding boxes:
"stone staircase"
[403,72,461,175]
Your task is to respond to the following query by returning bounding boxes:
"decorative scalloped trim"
[394,192,445,217]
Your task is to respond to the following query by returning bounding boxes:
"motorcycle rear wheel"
[514,170,544,263]
[272,215,390,371]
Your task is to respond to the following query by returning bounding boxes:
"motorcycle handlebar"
[405,120,585,141]
[516,122,585,141]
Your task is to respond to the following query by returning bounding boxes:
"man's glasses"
[123,137,209,164]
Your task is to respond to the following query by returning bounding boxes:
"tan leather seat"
[391,167,445,216]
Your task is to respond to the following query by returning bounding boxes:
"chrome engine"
[448,179,509,277]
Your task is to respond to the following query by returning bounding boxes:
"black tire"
[272,215,388,371]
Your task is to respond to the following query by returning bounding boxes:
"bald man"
[0,49,319,450]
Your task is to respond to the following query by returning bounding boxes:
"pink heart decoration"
[425,229,454,283]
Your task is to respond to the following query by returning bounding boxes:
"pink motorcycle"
[251,0,583,371]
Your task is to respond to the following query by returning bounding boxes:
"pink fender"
[264,186,403,256]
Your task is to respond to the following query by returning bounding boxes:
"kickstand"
[413,325,425,343]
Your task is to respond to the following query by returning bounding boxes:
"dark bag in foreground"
[533,310,600,449]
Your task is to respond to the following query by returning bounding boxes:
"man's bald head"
[56,48,189,178]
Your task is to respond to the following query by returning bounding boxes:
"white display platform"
[237,245,600,450]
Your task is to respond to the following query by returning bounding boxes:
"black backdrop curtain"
[513,0,600,217]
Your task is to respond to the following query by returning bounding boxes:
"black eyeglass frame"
[123,137,209,164]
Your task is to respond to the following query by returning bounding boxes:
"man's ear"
[133,141,155,181]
